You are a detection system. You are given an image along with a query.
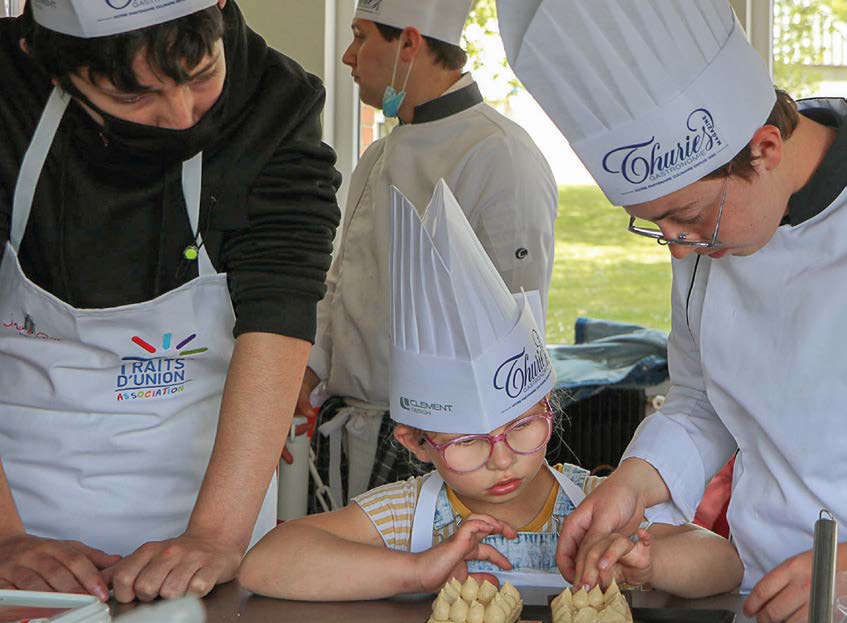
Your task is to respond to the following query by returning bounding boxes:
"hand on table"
[0,534,120,600]
[103,532,242,603]
[744,549,813,623]
[414,513,518,592]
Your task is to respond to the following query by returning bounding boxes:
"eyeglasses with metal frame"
[627,169,731,249]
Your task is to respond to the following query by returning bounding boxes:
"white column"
[730,0,773,75]
[237,0,360,212]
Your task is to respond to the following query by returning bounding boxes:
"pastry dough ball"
[461,577,480,602]
[449,596,469,623]
[478,581,498,605]
[433,595,451,620]
[597,608,627,623]
[588,585,604,609]
[574,606,599,623]
[468,600,485,623]
[573,587,590,609]
[483,602,507,623]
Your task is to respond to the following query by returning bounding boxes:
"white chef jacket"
[624,98,847,592]
[310,75,558,406]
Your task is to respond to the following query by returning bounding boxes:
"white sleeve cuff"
[308,345,330,382]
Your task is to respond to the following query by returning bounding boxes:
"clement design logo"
[356,0,383,14]
[493,330,551,400]
[602,108,724,189]
[106,0,133,9]
[399,396,453,416]
[115,332,208,402]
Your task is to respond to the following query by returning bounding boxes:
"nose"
[668,243,695,260]
[160,88,196,130]
[486,437,517,471]
[342,42,356,68]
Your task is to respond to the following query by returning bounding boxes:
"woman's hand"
[103,531,242,603]
[0,534,120,600]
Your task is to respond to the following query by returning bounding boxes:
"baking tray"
[543,594,736,623]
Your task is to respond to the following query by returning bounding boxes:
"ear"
[394,425,433,464]
[19,38,29,55]
[399,26,425,64]
[748,124,783,173]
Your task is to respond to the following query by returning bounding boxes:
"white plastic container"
[278,415,311,521]
[0,590,110,623]
[112,597,204,623]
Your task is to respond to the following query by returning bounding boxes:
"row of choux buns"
[428,576,523,623]
[551,580,633,623]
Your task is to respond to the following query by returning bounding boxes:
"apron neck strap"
[11,87,214,277]
[11,88,70,251]
[181,152,215,277]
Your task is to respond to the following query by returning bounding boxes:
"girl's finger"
[469,544,513,571]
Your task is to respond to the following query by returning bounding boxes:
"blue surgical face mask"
[382,39,415,119]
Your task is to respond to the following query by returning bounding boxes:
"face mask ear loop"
[390,35,416,94]
[389,38,403,92]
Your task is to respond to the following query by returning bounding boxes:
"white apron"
[410,464,584,588]
[0,88,276,556]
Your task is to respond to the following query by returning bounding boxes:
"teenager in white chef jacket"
[296,0,559,505]
[499,1,847,621]
[0,0,339,604]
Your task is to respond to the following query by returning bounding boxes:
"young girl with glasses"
[238,184,743,602]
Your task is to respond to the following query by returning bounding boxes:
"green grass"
[545,186,673,344]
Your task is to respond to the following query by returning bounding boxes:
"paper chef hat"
[390,181,555,434]
[355,0,473,47]
[497,0,776,206]
[32,0,219,39]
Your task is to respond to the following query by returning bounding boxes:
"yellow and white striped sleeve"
[352,476,423,551]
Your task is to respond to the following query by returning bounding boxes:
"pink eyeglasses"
[424,401,554,474]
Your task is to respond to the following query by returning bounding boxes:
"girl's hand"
[578,528,653,590]
[414,513,518,593]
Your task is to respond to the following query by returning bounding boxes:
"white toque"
[389,181,555,434]
[355,0,473,47]
[31,0,219,39]
[497,0,776,206]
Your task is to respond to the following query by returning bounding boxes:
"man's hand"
[744,549,814,623]
[295,367,320,416]
[103,533,242,603]
[414,514,518,593]
[557,459,668,587]
[0,534,120,600]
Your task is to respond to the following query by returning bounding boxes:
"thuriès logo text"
[493,330,551,400]
[602,108,724,189]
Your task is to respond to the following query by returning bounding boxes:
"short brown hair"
[375,22,467,71]
[21,3,225,93]
[704,89,800,181]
